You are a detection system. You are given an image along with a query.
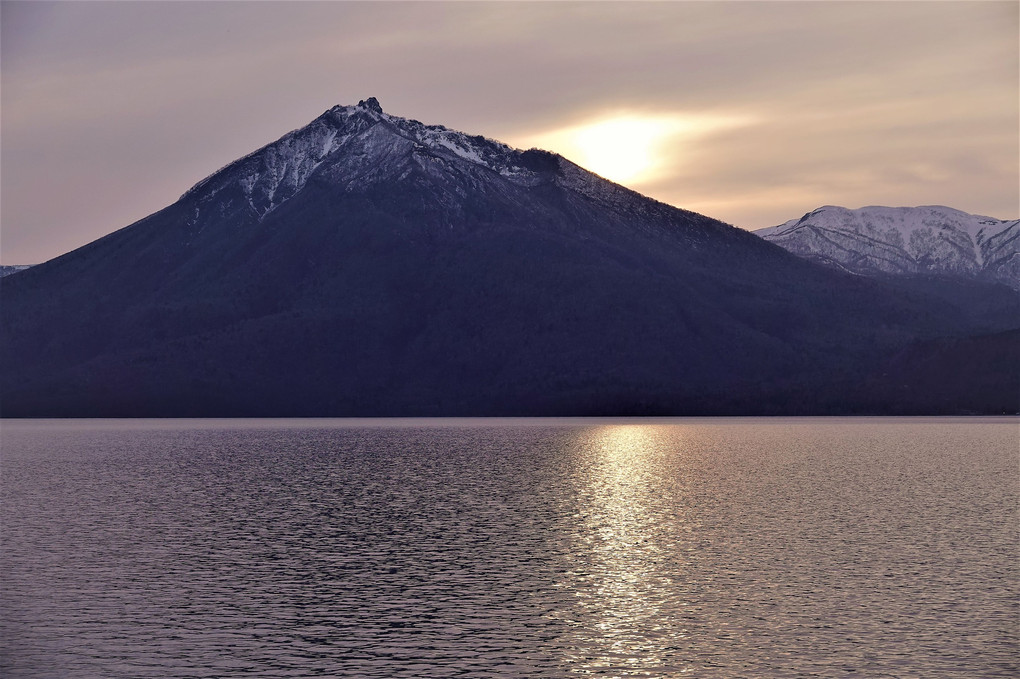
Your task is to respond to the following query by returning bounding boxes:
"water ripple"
[2,418,1016,677]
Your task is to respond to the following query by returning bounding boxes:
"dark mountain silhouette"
[851,328,1020,415]
[2,99,1017,416]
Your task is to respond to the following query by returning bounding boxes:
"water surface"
[2,417,1016,677]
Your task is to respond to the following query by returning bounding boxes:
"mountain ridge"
[176,97,727,240]
[755,205,1019,287]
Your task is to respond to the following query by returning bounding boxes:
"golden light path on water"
[559,424,697,676]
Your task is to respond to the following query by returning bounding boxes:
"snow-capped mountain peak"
[182,98,538,221]
[756,205,1019,288]
[179,98,689,234]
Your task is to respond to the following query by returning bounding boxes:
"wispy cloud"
[2,1,1016,262]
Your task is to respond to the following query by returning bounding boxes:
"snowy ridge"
[182,98,542,220]
[182,110,367,218]
[179,97,665,228]
[757,205,1020,288]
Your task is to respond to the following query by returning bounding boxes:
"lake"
[1,418,1016,677]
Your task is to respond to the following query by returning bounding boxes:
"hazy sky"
[2,1,1017,265]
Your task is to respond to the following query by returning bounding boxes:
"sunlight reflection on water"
[561,425,695,675]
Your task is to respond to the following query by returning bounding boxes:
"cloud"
[1,1,1016,263]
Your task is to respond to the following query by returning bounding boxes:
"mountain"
[851,328,1020,415]
[2,99,1017,416]
[0,265,33,278]
[755,205,1019,288]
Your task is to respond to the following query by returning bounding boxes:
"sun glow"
[570,117,681,184]
[517,111,753,187]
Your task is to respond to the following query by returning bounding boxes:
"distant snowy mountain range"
[756,205,1019,288]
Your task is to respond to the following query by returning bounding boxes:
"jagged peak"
[357,97,383,114]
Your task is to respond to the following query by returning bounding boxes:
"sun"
[519,114,688,185]
[516,111,754,188]
[570,117,679,184]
